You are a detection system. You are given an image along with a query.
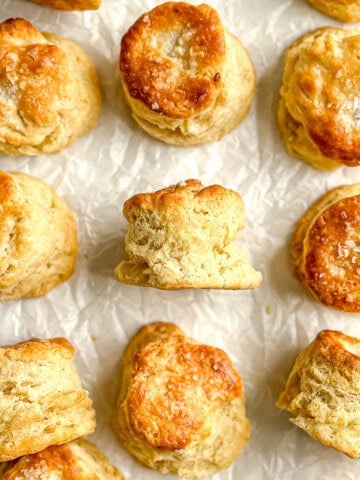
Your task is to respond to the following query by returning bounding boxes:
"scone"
[26,0,101,10]
[278,27,360,170]
[114,179,262,290]
[113,322,250,478]
[119,2,255,146]
[0,170,77,300]
[0,337,96,461]
[291,184,360,312]
[0,439,123,479]
[276,330,360,458]
[307,0,360,22]
[0,18,101,155]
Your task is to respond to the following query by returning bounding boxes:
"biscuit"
[119,2,255,146]
[0,170,77,300]
[307,0,360,22]
[0,439,123,479]
[0,18,101,156]
[291,184,360,312]
[26,0,101,10]
[276,330,360,458]
[278,27,360,170]
[114,179,262,290]
[113,322,250,478]
[0,338,96,461]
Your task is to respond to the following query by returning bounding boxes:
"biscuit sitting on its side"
[0,439,124,479]
[307,0,360,23]
[113,322,251,478]
[291,184,360,312]
[278,27,360,170]
[0,18,101,155]
[114,179,262,290]
[26,0,101,10]
[0,170,78,300]
[0,338,96,461]
[119,2,255,146]
[276,330,360,458]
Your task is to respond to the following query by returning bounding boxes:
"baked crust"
[278,27,360,169]
[0,170,78,300]
[277,330,360,458]
[115,179,262,290]
[113,322,250,478]
[291,184,360,312]
[0,338,96,461]
[0,18,101,155]
[26,0,101,10]
[307,0,360,22]
[119,2,255,146]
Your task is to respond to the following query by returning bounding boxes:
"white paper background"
[1,0,360,478]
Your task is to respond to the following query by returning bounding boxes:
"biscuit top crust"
[125,322,242,451]
[305,192,360,311]
[0,337,74,362]
[120,2,225,119]
[314,330,360,373]
[0,18,69,131]
[284,28,360,165]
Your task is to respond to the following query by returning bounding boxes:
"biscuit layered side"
[278,27,360,170]
[0,18,101,155]
[291,184,360,312]
[114,179,262,290]
[26,0,101,10]
[276,330,360,458]
[0,338,96,461]
[120,2,255,146]
[113,322,250,478]
[0,439,124,479]
[0,171,78,300]
[307,0,360,22]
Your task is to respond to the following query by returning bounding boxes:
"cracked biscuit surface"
[0,18,101,155]
[26,0,101,10]
[0,170,78,300]
[0,338,96,461]
[291,184,360,312]
[276,330,360,458]
[307,0,360,22]
[120,2,255,146]
[278,27,360,170]
[113,322,250,478]
[115,179,262,290]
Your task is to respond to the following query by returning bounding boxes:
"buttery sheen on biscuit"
[0,439,123,479]
[0,338,96,461]
[291,184,360,312]
[26,0,101,9]
[276,330,360,458]
[120,2,255,146]
[113,322,250,478]
[0,18,101,155]
[278,27,360,170]
[115,179,262,290]
[0,171,78,300]
[307,0,360,22]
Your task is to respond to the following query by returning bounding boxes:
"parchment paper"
[1,0,360,479]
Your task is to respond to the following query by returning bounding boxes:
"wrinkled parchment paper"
[1,0,360,479]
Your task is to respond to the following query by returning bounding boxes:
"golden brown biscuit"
[26,0,101,10]
[119,2,255,146]
[0,18,101,156]
[114,179,262,290]
[0,439,124,479]
[307,0,360,22]
[0,338,96,461]
[291,184,360,312]
[276,330,360,458]
[0,170,78,300]
[113,322,250,478]
[278,27,360,170]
